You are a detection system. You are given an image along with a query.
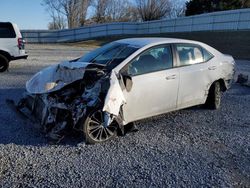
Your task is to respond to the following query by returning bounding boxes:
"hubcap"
[87,110,116,142]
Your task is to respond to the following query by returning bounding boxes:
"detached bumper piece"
[6,99,36,122]
[7,93,81,143]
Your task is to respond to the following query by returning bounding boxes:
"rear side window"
[203,48,214,62]
[0,23,16,38]
[175,44,213,67]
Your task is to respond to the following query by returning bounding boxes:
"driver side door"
[120,44,179,123]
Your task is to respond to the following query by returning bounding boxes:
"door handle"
[208,66,217,70]
[166,74,177,80]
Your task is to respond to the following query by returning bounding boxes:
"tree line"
[42,0,185,29]
[186,0,250,16]
[42,0,250,30]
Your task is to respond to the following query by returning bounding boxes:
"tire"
[205,81,221,110]
[0,54,9,72]
[83,110,117,144]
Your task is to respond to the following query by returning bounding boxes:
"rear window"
[0,23,16,38]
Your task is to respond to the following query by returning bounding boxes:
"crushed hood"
[26,61,126,116]
[26,61,90,94]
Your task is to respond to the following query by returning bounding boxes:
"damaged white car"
[7,38,235,144]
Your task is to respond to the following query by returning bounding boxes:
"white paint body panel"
[122,68,179,123]
[112,38,235,124]
[0,23,26,58]
[177,62,210,108]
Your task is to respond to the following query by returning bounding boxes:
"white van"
[0,22,28,72]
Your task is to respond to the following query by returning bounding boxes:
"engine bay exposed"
[12,61,126,143]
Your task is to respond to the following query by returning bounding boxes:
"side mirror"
[122,74,133,92]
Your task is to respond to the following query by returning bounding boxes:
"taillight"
[18,38,25,49]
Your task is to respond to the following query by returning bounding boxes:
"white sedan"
[9,38,235,144]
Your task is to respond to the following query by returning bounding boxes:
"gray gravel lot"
[0,44,250,187]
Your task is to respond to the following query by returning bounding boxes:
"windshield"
[77,42,139,68]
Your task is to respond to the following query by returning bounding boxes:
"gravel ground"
[0,44,250,187]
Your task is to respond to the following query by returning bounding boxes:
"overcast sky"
[0,0,187,30]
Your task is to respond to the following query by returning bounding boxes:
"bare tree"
[169,0,186,18]
[106,0,132,21]
[48,15,67,30]
[42,0,66,29]
[92,0,134,23]
[79,0,91,25]
[135,0,171,21]
[92,0,109,23]
[240,0,250,7]
[42,0,91,29]
[123,6,141,22]
[43,0,186,28]
[63,0,92,28]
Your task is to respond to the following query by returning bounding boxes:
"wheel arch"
[217,79,227,92]
[0,50,11,61]
[208,79,227,93]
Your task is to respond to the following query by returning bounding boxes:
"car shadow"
[183,105,208,111]
[1,84,243,146]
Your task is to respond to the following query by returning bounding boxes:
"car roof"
[116,37,200,48]
[0,22,15,25]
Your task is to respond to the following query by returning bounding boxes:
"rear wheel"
[0,54,9,72]
[83,110,117,144]
[205,81,221,109]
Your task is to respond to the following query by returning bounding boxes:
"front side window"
[127,45,173,76]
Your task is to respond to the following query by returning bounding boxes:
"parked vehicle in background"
[0,22,28,72]
[8,38,235,144]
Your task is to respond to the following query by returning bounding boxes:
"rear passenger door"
[174,43,214,109]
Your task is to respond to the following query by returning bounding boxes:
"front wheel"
[83,110,117,144]
[0,54,9,72]
[205,81,221,110]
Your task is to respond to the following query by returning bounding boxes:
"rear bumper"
[11,54,28,61]
[224,64,236,90]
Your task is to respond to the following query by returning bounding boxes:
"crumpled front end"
[12,61,126,142]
